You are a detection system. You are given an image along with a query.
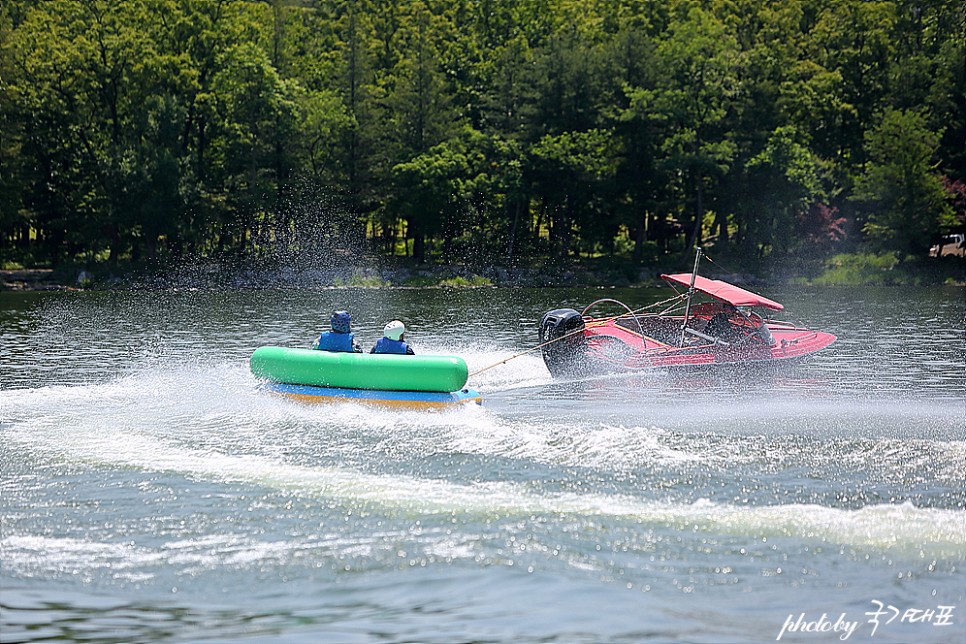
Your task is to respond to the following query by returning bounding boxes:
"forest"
[1,0,964,282]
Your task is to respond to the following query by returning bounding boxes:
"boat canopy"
[661,273,785,311]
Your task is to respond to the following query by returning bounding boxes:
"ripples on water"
[1,286,964,643]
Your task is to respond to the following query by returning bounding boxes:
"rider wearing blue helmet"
[315,310,362,353]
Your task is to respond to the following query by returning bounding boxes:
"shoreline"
[0,269,75,292]
[3,259,963,291]
[2,265,674,291]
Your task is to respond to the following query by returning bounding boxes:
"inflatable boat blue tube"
[263,382,482,409]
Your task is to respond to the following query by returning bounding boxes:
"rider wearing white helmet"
[370,320,415,355]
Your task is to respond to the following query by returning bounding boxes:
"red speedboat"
[538,251,836,378]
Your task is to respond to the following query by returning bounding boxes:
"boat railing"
[684,327,730,346]
[764,319,813,332]
[778,330,819,347]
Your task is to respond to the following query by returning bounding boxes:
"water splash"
[3,361,963,560]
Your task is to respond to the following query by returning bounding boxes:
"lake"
[1,284,964,643]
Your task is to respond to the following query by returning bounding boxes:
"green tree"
[209,40,300,256]
[852,108,953,256]
[329,0,385,233]
[531,25,609,136]
[379,1,465,259]
[390,129,483,261]
[0,2,28,262]
[806,0,896,165]
[649,3,741,250]
[745,125,826,258]
[6,0,158,263]
[383,1,459,158]
[3,0,964,277]
[528,128,621,258]
[615,23,671,259]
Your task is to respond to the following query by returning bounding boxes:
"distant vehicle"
[929,233,966,257]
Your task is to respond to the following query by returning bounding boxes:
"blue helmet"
[330,310,352,333]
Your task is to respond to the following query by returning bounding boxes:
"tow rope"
[467,295,684,378]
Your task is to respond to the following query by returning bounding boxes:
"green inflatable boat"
[250,346,481,408]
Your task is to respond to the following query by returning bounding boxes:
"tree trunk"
[633,212,646,262]
[506,199,521,263]
[689,176,704,250]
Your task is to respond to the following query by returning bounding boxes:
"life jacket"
[372,337,411,355]
[316,331,357,353]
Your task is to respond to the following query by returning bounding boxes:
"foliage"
[436,274,493,288]
[1,0,963,280]
[852,108,955,256]
[400,273,491,287]
[812,252,900,286]
[333,271,390,287]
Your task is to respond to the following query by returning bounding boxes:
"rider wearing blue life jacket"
[370,320,415,355]
[315,310,362,353]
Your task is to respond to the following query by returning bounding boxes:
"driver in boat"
[314,310,362,353]
[704,304,743,343]
[370,320,415,355]
[704,304,776,346]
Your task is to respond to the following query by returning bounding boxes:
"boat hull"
[586,325,837,369]
[263,382,482,409]
[540,309,836,378]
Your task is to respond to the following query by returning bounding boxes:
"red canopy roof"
[660,273,785,311]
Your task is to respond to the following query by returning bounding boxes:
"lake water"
[1,284,964,643]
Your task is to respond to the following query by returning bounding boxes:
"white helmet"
[383,320,405,341]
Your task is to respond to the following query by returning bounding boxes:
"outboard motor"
[538,309,586,378]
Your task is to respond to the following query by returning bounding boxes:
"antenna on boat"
[679,247,703,346]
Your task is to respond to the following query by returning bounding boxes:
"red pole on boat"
[679,247,703,346]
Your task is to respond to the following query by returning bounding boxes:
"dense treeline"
[1,0,964,277]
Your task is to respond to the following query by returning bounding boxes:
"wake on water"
[2,351,963,563]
